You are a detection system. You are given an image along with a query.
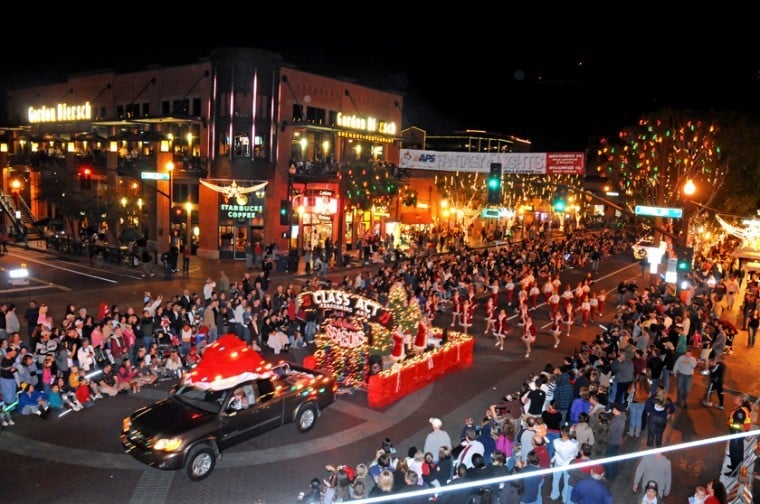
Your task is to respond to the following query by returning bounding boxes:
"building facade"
[0,48,403,261]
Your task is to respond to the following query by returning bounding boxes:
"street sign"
[141,171,170,180]
[482,208,500,218]
[634,205,683,218]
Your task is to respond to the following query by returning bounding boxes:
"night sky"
[3,10,758,152]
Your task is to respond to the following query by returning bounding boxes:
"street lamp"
[166,160,174,244]
[287,163,297,272]
[681,178,696,248]
[185,200,193,254]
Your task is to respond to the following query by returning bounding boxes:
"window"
[125,104,140,119]
[291,104,303,122]
[161,100,170,116]
[306,107,326,125]
[172,99,190,115]
[192,98,201,116]
[141,102,150,117]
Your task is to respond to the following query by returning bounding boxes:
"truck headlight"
[153,437,183,451]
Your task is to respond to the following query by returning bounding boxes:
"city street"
[0,241,756,503]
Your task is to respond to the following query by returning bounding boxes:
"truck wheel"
[296,404,317,432]
[185,444,216,481]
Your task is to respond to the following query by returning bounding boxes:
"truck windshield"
[172,383,227,415]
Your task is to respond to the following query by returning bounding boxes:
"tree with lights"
[592,109,727,236]
[338,160,401,211]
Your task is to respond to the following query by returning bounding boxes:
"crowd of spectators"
[0,224,747,503]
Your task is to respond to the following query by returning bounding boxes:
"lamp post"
[185,200,193,255]
[166,160,174,245]
[681,178,696,248]
[287,163,297,272]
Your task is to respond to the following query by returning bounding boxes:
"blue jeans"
[676,373,694,404]
[647,414,668,447]
[661,369,672,392]
[550,468,570,501]
[628,402,646,434]
[605,444,620,481]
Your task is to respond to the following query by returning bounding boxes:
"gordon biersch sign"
[297,289,393,328]
[399,149,584,175]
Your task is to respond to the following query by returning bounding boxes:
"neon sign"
[28,101,92,123]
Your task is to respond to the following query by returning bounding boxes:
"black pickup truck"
[120,360,337,481]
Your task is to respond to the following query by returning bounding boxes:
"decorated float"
[298,282,474,408]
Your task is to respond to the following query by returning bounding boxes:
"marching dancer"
[504,275,515,307]
[549,289,561,320]
[460,298,474,334]
[529,282,541,311]
[451,291,462,327]
[490,278,500,306]
[494,308,508,350]
[589,292,599,323]
[563,299,574,337]
[551,310,563,349]
[522,315,537,358]
[561,284,574,314]
[543,276,555,303]
[484,297,497,335]
[580,295,591,327]
[597,289,607,318]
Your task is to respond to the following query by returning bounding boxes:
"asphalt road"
[0,243,756,503]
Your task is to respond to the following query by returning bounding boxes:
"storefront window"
[233,133,250,157]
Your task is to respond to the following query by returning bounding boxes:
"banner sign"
[399,149,584,175]
[298,289,393,328]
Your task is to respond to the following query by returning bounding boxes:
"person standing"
[747,308,759,348]
[424,417,452,464]
[673,349,699,408]
[0,347,18,411]
[726,393,752,476]
[703,355,726,409]
[604,401,627,481]
[22,300,39,344]
[245,240,254,269]
[182,245,191,275]
[570,465,612,504]
[632,453,671,498]
[550,425,578,502]
[644,389,675,448]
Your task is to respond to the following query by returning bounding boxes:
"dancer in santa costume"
[529,282,541,311]
[490,278,500,306]
[589,292,599,323]
[483,297,497,335]
[450,291,462,328]
[580,295,591,327]
[414,319,429,353]
[543,277,555,303]
[504,275,515,307]
[426,292,438,322]
[563,300,574,337]
[597,289,607,318]
[549,290,560,319]
[494,308,508,350]
[460,298,474,334]
[551,311,563,349]
[561,284,574,314]
[522,316,537,358]
[516,284,528,313]
[574,281,585,310]
[390,330,406,362]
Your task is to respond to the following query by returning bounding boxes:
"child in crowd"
[688,485,707,504]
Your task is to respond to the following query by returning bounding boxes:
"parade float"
[297,282,474,408]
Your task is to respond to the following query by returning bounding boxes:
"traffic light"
[677,246,694,272]
[279,200,291,226]
[552,185,567,212]
[171,206,185,224]
[487,163,501,205]
[80,167,92,190]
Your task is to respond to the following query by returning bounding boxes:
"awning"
[400,211,433,225]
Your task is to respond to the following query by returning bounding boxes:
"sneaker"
[716,405,724,410]
[7,419,14,426]
[95,394,104,399]
[703,400,713,407]
[1,421,7,427]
